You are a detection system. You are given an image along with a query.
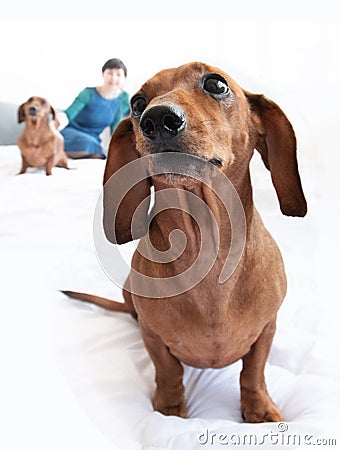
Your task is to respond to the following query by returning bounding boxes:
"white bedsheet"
[1,145,339,450]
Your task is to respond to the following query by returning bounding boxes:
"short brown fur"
[17,96,68,175]
[63,62,307,422]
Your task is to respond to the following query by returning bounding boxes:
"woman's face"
[102,68,126,90]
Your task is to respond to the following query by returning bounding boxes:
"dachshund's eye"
[131,95,148,118]
[41,100,47,106]
[203,74,230,97]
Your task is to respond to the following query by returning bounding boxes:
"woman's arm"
[64,87,94,122]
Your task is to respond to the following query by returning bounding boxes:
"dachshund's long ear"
[18,104,26,123]
[246,92,307,217]
[50,105,56,119]
[50,105,60,128]
[50,105,57,120]
[103,118,152,244]
[49,106,60,127]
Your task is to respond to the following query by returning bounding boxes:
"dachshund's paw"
[241,388,284,423]
[156,401,187,418]
[153,389,187,418]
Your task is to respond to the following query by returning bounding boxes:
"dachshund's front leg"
[240,318,284,422]
[140,322,186,417]
[45,155,55,176]
[18,157,29,175]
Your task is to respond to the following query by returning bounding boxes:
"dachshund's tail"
[60,290,134,315]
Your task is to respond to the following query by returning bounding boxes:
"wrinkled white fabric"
[1,145,339,450]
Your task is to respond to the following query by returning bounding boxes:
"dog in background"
[17,96,69,175]
[63,62,307,422]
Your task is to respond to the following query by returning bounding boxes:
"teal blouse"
[64,87,130,134]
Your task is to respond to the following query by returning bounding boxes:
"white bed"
[1,144,339,450]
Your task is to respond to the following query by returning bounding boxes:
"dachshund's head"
[18,96,58,127]
[103,62,307,243]
[130,63,250,169]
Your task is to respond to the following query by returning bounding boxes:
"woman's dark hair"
[102,58,127,77]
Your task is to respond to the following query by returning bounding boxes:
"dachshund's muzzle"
[140,104,186,142]
[28,106,38,116]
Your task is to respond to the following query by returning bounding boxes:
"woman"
[59,58,130,159]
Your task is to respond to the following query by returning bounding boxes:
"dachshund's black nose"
[140,104,186,141]
[28,106,38,116]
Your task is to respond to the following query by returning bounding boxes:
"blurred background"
[1,1,339,176]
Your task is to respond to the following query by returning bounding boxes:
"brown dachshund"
[17,96,68,175]
[63,62,307,423]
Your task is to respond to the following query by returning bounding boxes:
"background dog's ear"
[50,105,56,119]
[246,92,307,217]
[103,118,152,244]
[50,106,60,128]
[18,104,26,123]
